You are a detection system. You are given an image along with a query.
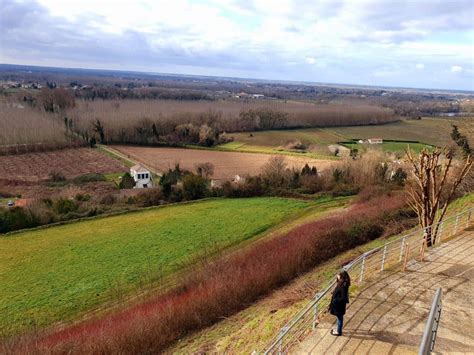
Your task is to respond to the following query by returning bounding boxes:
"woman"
[329,270,350,336]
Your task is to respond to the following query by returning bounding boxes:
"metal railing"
[419,287,443,355]
[263,208,473,354]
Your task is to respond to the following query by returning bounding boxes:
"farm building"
[130,164,153,188]
[367,138,383,144]
[232,174,248,184]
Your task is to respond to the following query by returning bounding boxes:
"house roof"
[130,164,149,173]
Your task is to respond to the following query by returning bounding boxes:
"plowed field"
[113,146,336,179]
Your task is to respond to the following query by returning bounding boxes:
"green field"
[342,141,430,154]
[328,118,459,147]
[221,118,463,156]
[0,197,316,336]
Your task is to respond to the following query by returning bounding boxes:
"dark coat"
[329,282,349,316]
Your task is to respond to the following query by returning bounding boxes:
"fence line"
[263,208,473,354]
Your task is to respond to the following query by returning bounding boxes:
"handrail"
[419,287,443,355]
[263,207,472,354]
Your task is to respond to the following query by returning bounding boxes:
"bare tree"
[406,147,472,246]
[195,162,214,180]
[262,155,290,188]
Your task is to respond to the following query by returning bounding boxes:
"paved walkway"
[296,229,474,354]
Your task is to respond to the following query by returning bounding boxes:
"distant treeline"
[73,87,212,101]
[67,99,396,147]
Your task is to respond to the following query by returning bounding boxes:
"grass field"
[222,118,465,156]
[327,118,459,147]
[0,197,319,337]
[342,141,430,154]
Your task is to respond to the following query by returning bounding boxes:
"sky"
[0,0,473,90]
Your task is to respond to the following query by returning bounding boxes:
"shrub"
[136,188,164,207]
[119,173,135,189]
[391,168,407,186]
[0,191,15,198]
[54,198,79,214]
[182,174,209,200]
[49,170,66,182]
[331,184,360,197]
[0,207,37,233]
[75,194,91,202]
[100,194,116,205]
[300,174,324,194]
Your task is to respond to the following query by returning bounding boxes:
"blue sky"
[1,0,473,90]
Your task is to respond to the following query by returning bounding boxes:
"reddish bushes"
[30,194,409,354]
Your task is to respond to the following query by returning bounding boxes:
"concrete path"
[295,229,474,354]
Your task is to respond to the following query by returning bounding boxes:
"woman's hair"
[338,270,351,287]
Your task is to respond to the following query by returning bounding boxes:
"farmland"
[0,148,127,182]
[223,118,468,156]
[112,145,337,179]
[328,118,467,147]
[0,197,316,337]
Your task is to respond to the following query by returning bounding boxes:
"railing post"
[312,295,319,329]
[381,244,387,271]
[438,222,444,243]
[453,216,459,236]
[359,254,366,283]
[403,243,410,271]
[420,238,427,261]
[399,237,406,261]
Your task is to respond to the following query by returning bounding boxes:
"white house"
[367,138,383,144]
[130,164,153,188]
[232,174,248,184]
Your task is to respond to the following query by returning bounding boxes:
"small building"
[130,164,153,188]
[367,138,383,144]
[232,174,248,184]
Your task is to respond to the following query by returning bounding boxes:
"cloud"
[451,65,463,74]
[0,0,473,90]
